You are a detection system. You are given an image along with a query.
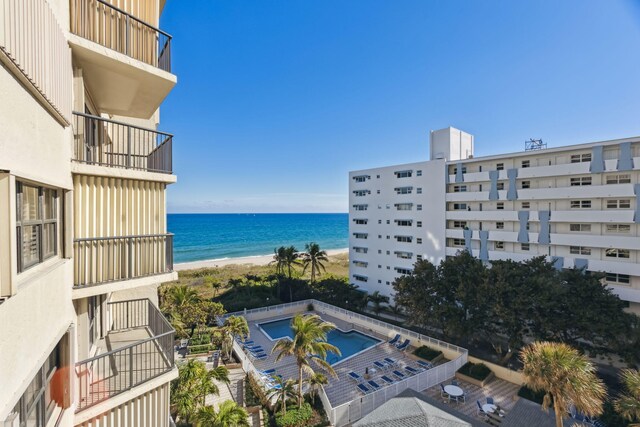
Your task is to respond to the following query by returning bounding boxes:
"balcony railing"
[76,299,175,412]
[70,0,172,72]
[73,233,174,288]
[72,112,173,174]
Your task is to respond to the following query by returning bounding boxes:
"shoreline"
[174,248,349,271]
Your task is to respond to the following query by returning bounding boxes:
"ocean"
[168,213,349,264]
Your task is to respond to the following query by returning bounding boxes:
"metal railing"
[73,233,174,288]
[70,0,172,72]
[76,298,175,412]
[72,112,173,174]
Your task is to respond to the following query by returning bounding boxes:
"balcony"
[73,233,174,289]
[75,299,175,412]
[68,0,176,118]
[72,112,173,174]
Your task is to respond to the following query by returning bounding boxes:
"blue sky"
[160,0,640,213]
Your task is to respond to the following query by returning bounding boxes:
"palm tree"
[166,285,201,311]
[306,372,328,404]
[367,291,390,316]
[282,246,301,280]
[195,401,250,427]
[266,376,297,415]
[171,359,227,424]
[210,279,222,298]
[615,369,640,426]
[223,316,249,360]
[520,341,606,427]
[272,314,340,407]
[301,242,328,283]
[389,303,403,321]
[270,246,288,276]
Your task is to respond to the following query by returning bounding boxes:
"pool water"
[258,317,381,365]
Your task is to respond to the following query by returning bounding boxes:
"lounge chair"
[348,371,363,382]
[486,397,494,405]
[367,380,381,391]
[417,360,433,370]
[267,382,282,390]
[245,345,263,351]
[254,353,267,360]
[357,383,371,394]
[388,334,401,345]
[373,361,387,371]
[380,375,395,385]
[405,366,420,375]
[260,368,276,375]
[384,357,397,367]
[392,370,406,380]
[396,339,410,351]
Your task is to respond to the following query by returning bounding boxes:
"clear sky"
[160,0,640,213]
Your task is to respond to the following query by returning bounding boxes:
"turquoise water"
[258,317,381,364]
[168,213,348,264]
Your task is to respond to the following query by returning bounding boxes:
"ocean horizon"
[168,213,349,264]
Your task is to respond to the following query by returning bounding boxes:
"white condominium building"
[1,1,178,426]
[349,127,640,315]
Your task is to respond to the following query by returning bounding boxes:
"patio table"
[444,385,463,397]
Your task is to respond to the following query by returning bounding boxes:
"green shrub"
[245,374,262,407]
[188,344,213,354]
[413,345,443,361]
[457,362,491,381]
[275,403,313,427]
[517,385,546,404]
[190,334,212,346]
[307,303,314,312]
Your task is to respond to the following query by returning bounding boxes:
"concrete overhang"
[68,34,176,119]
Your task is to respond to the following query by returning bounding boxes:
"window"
[521,243,530,251]
[395,186,413,194]
[378,250,382,254]
[606,199,631,209]
[570,177,592,186]
[416,255,423,261]
[521,202,530,209]
[386,235,390,239]
[376,175,380,178]
[452,166,467,174]
[453,185,467,192]
[395,203,413,211]
[452,238,465,247]
[570,200,591,209]
[521,180,531,189]
[395,235,413,243]
[570,153,591,163]
[496,163,504,171]
[353,274,368,282]
[416,221,422,228]
[496,222,504,230]
[353,219,368,225]
[605,273,630,285]
[394,267,412,275]
[570,224,591,232]
[521,160,530,168]
[526,222,531,231]
[479,184,483,191]
[353,233,368,239]
[353,247,368,253]
[606,224,631,233]
[417,188,422,194]
[353,175,370,182]
[496,182,505,190]
[353,204,368,211]
[378,235,382,239]
[386,220,390,224]
[497,202,504,210]
[395,170,412,178]
[16,182,59,273]
[378,220,382,224]
[352,260,368,267]
[416,238,422,244]
[453,221,467,229]
[606,174,631,184]
[495,241,504,250]
[452,203,467,210]
[417,204,423,211]
[353,190,370,196]
[416,170,422,176]
[605,248,630,259]
[395,251,412,259]
[570,246,591,255]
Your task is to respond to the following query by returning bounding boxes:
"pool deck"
[244,310,444,408]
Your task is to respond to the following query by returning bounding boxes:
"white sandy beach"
[174,248,349,271]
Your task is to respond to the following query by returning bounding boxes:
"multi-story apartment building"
[1,1,178,426]
[349,127,640,315]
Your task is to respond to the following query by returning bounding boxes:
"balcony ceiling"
[69,35,176,119]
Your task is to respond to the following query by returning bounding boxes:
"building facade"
[349,127,640,315]
[0,1,178,426]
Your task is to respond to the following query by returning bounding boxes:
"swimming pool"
[258,317,381,365]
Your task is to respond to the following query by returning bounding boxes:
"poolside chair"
[260,368,276,375]
[486,397,494,405]
[348,371,363,382]
[392,370,406,380]
[367,380,381,391]
[417,360,433,370]
[384,357,397,367]
[405,366,420,375]
[476,401,486,417]
[440,384,448,398]
[357,383,371,394]
[396,339,410,351]
[388,334,401,345]
[254,353,268,360]
[245,344,263,351]
[380,375,395,385]
[451,379,459,386]
[373,361,387,371]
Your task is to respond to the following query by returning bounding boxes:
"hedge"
[188,344,214,354]
[413,345,443,361]
[517,385,546,405]
[276,403,313,427]
[457,362,491,381]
